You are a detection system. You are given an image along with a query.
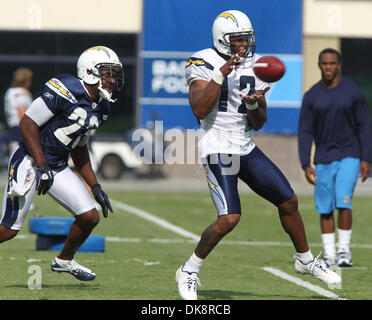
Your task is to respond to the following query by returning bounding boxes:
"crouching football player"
[0,46,124,281]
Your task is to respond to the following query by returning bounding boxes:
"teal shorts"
[314,157,360,214]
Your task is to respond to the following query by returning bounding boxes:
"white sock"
[338,228,352,253]
[321,233,336,257]
[183,252,204,274]
[296,250,314,264]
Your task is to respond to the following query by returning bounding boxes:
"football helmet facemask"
[77,46,124,102]
[212,10,256,59]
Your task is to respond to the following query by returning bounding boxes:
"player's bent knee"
[76,209,100,230]
[218,213,240,233]
[278,194,298,213]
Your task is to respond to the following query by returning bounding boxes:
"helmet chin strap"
[98,83,116,103]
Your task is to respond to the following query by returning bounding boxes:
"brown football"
[253,56,285,83]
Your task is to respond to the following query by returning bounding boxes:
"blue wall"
[140,0,303,134]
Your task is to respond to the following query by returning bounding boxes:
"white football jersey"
[185,48,268,158]
[4,87,33,127]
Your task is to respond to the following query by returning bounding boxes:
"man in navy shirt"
[0,46,124,281]
[298,48,372,267]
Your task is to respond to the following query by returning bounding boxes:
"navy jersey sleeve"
[354,89,372,162]
[298,91,314,169]
[41,77,79,115]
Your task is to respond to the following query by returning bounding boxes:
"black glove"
[36,164,54,195]
[92,184,113,218]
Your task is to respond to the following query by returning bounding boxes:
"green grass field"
[1,189,372,300]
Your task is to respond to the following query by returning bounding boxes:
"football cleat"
[337,251,353,268]
[51,257,96,281]
[175,265,201,300]
[294,254,341,285]
[323,253,337,267]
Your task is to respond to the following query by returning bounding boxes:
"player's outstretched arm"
[189,79,220,119]
[240,87,270,131]
[19,115,47,166]
[71,145,113,218]
[20,115,55,195]
[70,145,98,187]
[189,54,243,120]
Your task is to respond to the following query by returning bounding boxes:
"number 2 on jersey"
[218,75,255,114]
[54,107,98,149]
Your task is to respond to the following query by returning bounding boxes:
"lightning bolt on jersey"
[20,74,110,170]
[185,48,269,158]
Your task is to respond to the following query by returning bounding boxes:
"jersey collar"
[79,79,102,104]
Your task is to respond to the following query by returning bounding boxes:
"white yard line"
[262,267,344,300]
[19,199,372,252]
[17,233,372,250]
[110,199,200,241]
[110,199,372,249]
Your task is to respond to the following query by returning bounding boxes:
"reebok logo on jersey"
[44,92,54,100]
[46,79,78,104]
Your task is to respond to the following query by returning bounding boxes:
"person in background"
[4,68,37,210]
[4,68,33,155]
[298,48,372,268]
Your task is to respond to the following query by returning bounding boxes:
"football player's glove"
[91,184,113,218]
[36,164,54,195]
